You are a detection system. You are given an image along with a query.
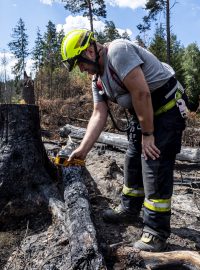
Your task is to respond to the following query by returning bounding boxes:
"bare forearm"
[123,67,154,133]
[68,102,108,161]
[80,104,108,153]
[132,91,154,133]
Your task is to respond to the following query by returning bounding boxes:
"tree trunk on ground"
[61,165,107,269]
[110,246,200,270]
[0,104,59,220]
[60,124,200,163]
[54,140,107,269]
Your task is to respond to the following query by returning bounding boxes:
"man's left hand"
[142,135,160,160]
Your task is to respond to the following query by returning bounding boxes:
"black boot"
[102,204,140,223]
[134,232,167,251]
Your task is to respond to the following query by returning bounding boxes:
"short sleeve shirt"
[92,39,175,110]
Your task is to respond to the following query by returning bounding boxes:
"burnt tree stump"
[0,104,106,269]
[0,104,59,219]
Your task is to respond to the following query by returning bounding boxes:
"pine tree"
[56,28,65,65]
[104,21,121,41]
[137,0,171,64]
[63,0,106,31]
[8,18,29,78]
[170,34,185,84]
[149,24,185,84]
[32,28,44,71]
[95,21,121,43]
[39,21,66,98]
[120,31,131,41]
[135,35,146,47]
[42,21,58,98]
[183,43,200,110]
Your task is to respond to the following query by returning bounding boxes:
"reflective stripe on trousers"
[144,198,171,212]
[122,185,144,197]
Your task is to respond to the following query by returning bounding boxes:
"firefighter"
[60,29,187,251]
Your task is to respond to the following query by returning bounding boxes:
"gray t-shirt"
[92,39,175,109]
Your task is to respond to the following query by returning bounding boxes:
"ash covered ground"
[1,141,200,270]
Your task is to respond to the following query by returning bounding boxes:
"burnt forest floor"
[86,146,200,269]
[1,98,200,269]
[0,140,200,270]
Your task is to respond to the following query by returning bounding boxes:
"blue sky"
[0,0,200,78]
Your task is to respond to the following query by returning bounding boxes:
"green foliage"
[8,18,29,78]
[103,21,121,41]
[120,31,131,41]
[43,21,60,69]
[149,24,185,85]
[63,0,106,18]
[182,43,200,110]
[32,28,44,70]
[95,21,130,43]
[63,0,106,30]
[135,35,146,47]
[32,21,66,99]
[149,24,166,61]
[170,34,185,84]
[137,0,165,32]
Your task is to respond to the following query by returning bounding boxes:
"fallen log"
[111,246,200,270]
[60,124,200,162]
[58,141,107,270]
[60,124,128,149]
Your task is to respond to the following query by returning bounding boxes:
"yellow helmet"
[61,29,96,71]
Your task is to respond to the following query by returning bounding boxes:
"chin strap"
[92,41,101,83]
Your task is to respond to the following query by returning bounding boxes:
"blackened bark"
[62,166,107,270]
[22,71,35,104]
[0,104,58,217]
[166,0,171,65]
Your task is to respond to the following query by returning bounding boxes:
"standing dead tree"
[22,71,35,104]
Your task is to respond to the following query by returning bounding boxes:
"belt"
[154,90,182,116]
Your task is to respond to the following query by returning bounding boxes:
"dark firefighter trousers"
[121,106,186,240]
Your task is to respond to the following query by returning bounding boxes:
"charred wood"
[22,71,35,104]
[58,140,107,269]
[110,246,200,270]
[60,124,200,162]
[0,104,60,219]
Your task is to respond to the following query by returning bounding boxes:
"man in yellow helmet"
[61,29,188,252]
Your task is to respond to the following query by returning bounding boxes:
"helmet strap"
[92,41,101,82]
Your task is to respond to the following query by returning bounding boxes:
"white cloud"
[106,0,146,9]
[39,0,53,5]
[0,52,17,80]
[56,15,132,37]
[40,0,65,5]
[26,59,35,78]
[0,52,34,80]
[57,15,105,34]
[40,0,146,9]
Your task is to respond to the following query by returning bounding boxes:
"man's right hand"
[68,146,87,161]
